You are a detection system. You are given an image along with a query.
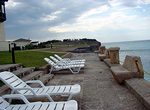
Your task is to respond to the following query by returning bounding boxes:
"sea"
[102,40,150,82]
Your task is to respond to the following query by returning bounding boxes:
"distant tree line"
[43,38,97,44]
[45,40,62,44]
[63,38,97,42]
[25,38,99,49]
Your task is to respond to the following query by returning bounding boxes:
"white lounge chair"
[50,56,85,65]
[54,54,85,62]
[0,71,81,102]
[0,94,77,110]
[44,58,84,74]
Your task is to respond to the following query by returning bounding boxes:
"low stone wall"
[111,55,144,84]
[103,47,120,67]
[70,46,99,53]
[98,45,150,109]
[98,46,144,84]
[38,64,51,74]
[98,46,106,61]
[0,63,23,72]
[125,78,150,110]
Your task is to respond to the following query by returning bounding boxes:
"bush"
[25,44,37,49]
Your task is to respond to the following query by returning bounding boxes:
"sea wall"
[70,45,99,53]
[98,45,150,110]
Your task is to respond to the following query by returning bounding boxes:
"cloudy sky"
[4,0,150,43]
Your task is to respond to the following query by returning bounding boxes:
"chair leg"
[46,94,54,102]
[9,90,16,103]
[49,67,53,74]
[69,67,81,74]
[67,94,73,101]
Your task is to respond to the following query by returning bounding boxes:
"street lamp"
[51,43,52,49]
[8,41,11,53]
[11,43,15,64]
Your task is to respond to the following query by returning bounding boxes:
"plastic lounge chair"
[54,54,85,62]
[0,94,78,110]
[50,56,85,65]
[0,71,81,102]
[44,58,84,74]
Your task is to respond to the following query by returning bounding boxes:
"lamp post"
[8,41,11,53]
[51,43,52,49]
[11,43,15,64]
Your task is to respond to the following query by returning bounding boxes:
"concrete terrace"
[43,53,147,110]
[0,52,148,110]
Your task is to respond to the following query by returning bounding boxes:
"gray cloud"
[121,0,138,7]
[5,0,109,40]
[4,0,149,42]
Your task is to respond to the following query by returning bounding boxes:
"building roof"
[13,38,31,42]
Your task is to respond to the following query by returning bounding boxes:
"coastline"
[103,40,150,82]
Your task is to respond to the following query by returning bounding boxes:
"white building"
[13,38,31,50]
[31,41,39,46]
[0,0,9,51]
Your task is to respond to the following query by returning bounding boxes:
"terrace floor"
[31,53,147,110]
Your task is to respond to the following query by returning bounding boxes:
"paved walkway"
[46,53,147,110]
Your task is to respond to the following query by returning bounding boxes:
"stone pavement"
[45,53,147,110]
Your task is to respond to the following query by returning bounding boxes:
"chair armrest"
[61,58,71,61]
[2,94,30,104]
[25,80,45,88]
[12,87,37,96]
[56,62,67,66]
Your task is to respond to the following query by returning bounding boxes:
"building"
[0,0,9,51]
[31,41,39,46]
[0,22,9,51]
[13,38,31,50]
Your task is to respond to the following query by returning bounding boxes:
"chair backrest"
[54,54,62,60]
[44,58,56,66]
[0,97,9,109]
[50,56,59,63]
[0,71,31,90]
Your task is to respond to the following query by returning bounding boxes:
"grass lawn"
[0,50,65,86]
[0,43,91,86]
[0,51,65,68]
[0,42,87,68]
[0,43,88,68]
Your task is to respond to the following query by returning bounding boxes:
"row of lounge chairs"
[44,54,85,74]
[54,54,85,63]
[0,94,77,110]
[0,54,85,110]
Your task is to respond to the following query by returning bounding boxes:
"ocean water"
[102,40,150,82]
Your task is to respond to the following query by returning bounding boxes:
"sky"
[4,0,150,43]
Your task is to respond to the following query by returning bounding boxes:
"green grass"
[0,51,10,54]
[0,43,89,68]
[0,51,65,68]
[0,43,89,67]
[0,50,65,86]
